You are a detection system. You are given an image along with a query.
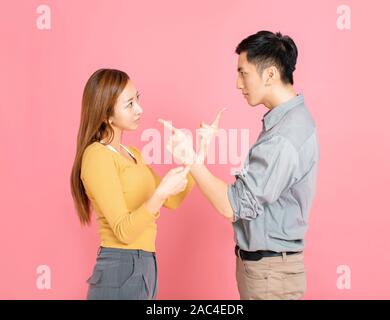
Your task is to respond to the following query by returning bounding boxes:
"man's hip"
[235,245,306,300]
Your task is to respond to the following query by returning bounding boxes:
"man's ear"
[263,66,279,86]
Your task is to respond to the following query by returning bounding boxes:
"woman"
[70,68,195,300]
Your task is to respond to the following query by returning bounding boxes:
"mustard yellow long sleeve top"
[80,141,195,252]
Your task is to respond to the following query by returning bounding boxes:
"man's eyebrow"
[125,91,140,103]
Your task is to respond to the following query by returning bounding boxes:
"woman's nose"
[134,102,143,115]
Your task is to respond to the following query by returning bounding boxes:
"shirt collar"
[262,94,305,131]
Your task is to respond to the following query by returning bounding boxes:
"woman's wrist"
[154,187,168,203]
[145,188,167,214]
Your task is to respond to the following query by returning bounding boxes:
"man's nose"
[236,77,244,90]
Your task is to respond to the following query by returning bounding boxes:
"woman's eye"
[126,94,140,108]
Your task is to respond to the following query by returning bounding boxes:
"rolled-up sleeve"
[227,135,299,222]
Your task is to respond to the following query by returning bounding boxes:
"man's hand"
[159,111,233,221]
[196,108,226,164]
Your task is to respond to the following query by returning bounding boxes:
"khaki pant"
[236,251,306,300]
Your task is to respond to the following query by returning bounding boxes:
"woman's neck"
[101,128,123,152]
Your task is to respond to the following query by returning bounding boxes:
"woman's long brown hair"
[70,69,129,225]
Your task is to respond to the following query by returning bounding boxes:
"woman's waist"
[97,246,155,257]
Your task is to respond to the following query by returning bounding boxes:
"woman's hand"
[145,166,190,215]
[158,120,196,165]
[155,166,190,200]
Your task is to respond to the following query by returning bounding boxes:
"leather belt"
[235,245,302,261]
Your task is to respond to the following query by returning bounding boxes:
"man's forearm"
[189,164,233,221]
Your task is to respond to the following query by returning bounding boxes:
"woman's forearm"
[144,189,167,215]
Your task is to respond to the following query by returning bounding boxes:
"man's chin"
[250,97,264,107]
[247,100,259,107]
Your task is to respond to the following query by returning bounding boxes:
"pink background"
[1,0,390,299]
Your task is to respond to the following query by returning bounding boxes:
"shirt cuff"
[137,203,161,221]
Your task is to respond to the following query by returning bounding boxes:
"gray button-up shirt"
[227,94,319,252]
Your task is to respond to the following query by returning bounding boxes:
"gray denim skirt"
[86,247,158,300]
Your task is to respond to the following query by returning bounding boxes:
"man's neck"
[263,85,297,110]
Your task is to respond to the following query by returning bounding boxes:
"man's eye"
[127,101,134,108]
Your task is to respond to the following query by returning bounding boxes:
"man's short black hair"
[235,30,298,85]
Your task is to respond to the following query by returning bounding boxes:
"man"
[160,30,319,300]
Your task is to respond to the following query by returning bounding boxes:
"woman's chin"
[126,124,138,131]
